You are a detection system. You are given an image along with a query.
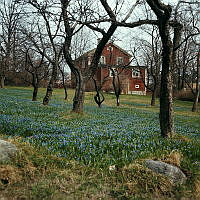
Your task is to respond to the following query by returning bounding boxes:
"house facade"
[72,42,147,95]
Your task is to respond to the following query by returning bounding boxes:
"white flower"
[109,165,116,171]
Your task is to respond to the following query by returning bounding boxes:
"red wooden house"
[72,42,147,95]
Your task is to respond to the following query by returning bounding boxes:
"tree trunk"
[192,91,199,112]
[111,69,121,107]
[177,68,182,91]
[43,84,53,105]
[116,96,120,106]
[159,19,174,138]
[151,86,157,106]
[146,1,176,138]
[59,67,68,100]
[93,78,105,108]
[192,49,200,112]
[43,64,57,105]
[32,86,38,101]
[181,67,186,90]
[0,76,5,88]
[72,71,85,113]
[32,74,38,101]
[94,92,105,108]
[64,85,68,100]
[160,65,174,137]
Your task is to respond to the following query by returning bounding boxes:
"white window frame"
[132,69,140,77]
[135,84,140,89]
[117,57,123,65]
[107,46,113,51]
[88,56,91,66]
[99,56,106,64]
[109,68,117,77]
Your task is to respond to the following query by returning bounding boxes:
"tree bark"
[61,0,85,113]
[146,0,175,137]
[177,68,182,90]
[151,85,158,106]
[0,76,5,88]
[192,92,199,112]
[31,73,38,101]
[43,84,53,105]
[93,78,105,108]
[181,67,186,90]
[43,63,57,105]
[72,70,85,113]
[64,85,68,100]
[116,97,120,107]
[192,49,200,112]
[111,69,121,107]
[32,86,38,101]
[159,20,174,137]
[59,66,68,100]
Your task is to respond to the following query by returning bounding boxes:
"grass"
[0,86,200,199]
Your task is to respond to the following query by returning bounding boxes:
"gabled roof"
[109,42,132,57]
[75,42,132,60]
[99,65,146,69]
[75,48,95,61]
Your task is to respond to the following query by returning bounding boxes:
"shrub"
[174,90,199,102]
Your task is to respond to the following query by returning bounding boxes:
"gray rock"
[0,139,18,162]
[145,159,187,184]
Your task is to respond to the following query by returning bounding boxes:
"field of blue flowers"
[0,87,200,167]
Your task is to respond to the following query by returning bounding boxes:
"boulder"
[0,139,18,162]
[145,159,187,184]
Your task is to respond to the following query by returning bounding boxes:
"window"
[135,84,140,89]
[117,57,123,65]
[109,68,117,77]
[99,56,106,64]
[107,46,113,51]
[88,56,91,66]
[132,69,140,77]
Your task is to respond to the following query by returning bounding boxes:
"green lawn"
[0,86,200,199]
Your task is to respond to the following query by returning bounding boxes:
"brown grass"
[194,175,200,199]
[163,151,183,167]
[172,134,192,143]
[119,161,174,199]
[0,165,22,185]
[0,137,200,199]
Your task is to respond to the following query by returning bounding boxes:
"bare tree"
[131,26,162,106]
[182,47,200,112]
[61,0,180,137]
[0,0,23,88]
[62,0,152,113]
[192,48,200,112]
[24,49,49,101]
[21,0,63,105]
[110,68,122,106]
[92,77,105,108]
[145,0,176,137]
[61,0,118,113]
[58,59,69,100]
[172,1,199,111]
